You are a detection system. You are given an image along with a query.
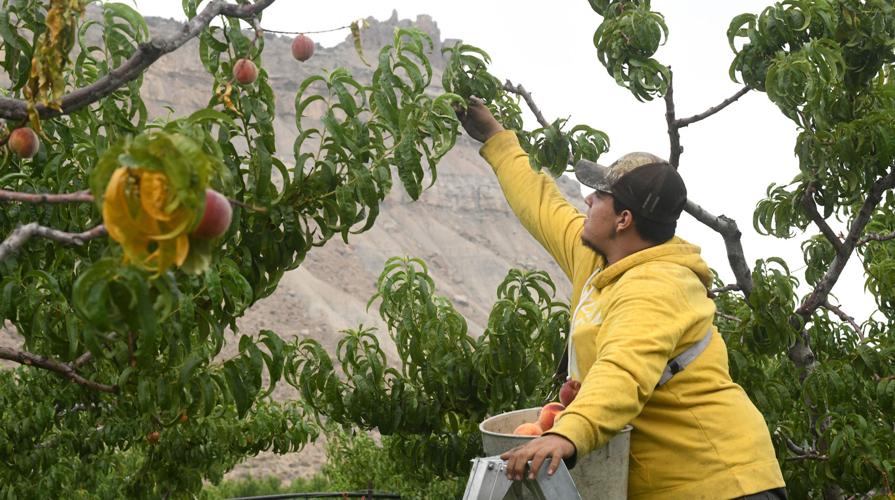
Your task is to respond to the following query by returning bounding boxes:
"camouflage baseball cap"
[574,152,687,224]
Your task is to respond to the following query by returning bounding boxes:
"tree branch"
[822,300,864,340]
[676,86,751,128]
[664,71,682,168]
[72,351,93,369]
[802,184,844,255]
[684,199,754,297]
[797,167,895,317]
[782,435,828,461]
[0,0,276,120]
[0,223,106,261]
[715,311,743,323]
[0,189,93,203]
[665,72,751,167]
[784,435,810,455]
[858,229,895,246]
[708,283,741,298]
[503,79,551,128]
[784,453,829,462]
[0,346,117,393]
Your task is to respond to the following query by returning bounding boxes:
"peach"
[513,422,544,436]
[538,402,565,431]
[191,189,232,239]
[8,127,39,158]
[559,379,581,407]
[232,58,258,85]
[291,34,314,62]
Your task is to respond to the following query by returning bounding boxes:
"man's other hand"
[499,433,576,481]
[455,97,505,143]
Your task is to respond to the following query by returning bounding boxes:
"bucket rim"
[479,407,541,436]
[479,407,634,437]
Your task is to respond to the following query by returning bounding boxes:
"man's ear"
[616,209,635,232]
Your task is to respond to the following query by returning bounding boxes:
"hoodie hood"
[593,236,712,290]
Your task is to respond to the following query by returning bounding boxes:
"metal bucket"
[479,407,631,500]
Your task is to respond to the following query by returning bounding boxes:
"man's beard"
[580,226,616,259]
[580,236,604,257]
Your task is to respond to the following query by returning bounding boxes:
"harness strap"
[656,328,714,388]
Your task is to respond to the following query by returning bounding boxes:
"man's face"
[581,190,619,256]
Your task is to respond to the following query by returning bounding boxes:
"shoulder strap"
[656,328,713,388]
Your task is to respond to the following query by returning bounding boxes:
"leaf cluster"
[442,43,610,175]
[290,257,569,477]
[589,0,670,101]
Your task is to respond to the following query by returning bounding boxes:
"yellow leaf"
[102,166,198,274]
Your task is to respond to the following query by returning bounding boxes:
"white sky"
[132,1,875,320]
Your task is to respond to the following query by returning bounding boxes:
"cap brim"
[574,159,611,191]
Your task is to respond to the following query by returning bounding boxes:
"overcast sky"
[132,1,875,320]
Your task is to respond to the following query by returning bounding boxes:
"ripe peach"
[537,402,565,432]
[191,189,232,240]
[513,422,544,436]
[147,430,160,444]
[291,34,315,62]
[232,58,258,85]
[559,379,581,407]
[8,127,39,158]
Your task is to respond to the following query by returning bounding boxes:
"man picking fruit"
[457,98,786,499]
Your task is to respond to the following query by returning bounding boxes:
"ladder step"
[462,455,582,500]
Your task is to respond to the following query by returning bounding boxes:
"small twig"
[0,346,117,393]
[72,351,93,369]
[785,453,829,462]
[0,223,106,261]
[676,86,752,128]
[708,283,741,298]
[784,435,810,455]
[822,300,864,340]
[782,435,827,461]
[0,0,276,120]
[715,311,743,323]
[858,230,895,246]
[802,184,844,255]
[503,79,551,128]
[128,331,136,368]
[0,189,94,204]
[72,332,118,370]
[227,197,268,213]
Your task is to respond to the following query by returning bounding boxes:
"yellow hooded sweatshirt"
[481,131,785,499]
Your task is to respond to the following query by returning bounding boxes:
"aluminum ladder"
[462,455,582,500]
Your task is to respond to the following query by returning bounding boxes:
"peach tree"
[0,0,473,496]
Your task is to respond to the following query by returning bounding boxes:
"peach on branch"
[8,127,39,158]
[537,402,565,432]
[191,189,232,240]
[513,422,544,436]
[291,34,315,61]
[559,379,581,407]
[232,58,258,85]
